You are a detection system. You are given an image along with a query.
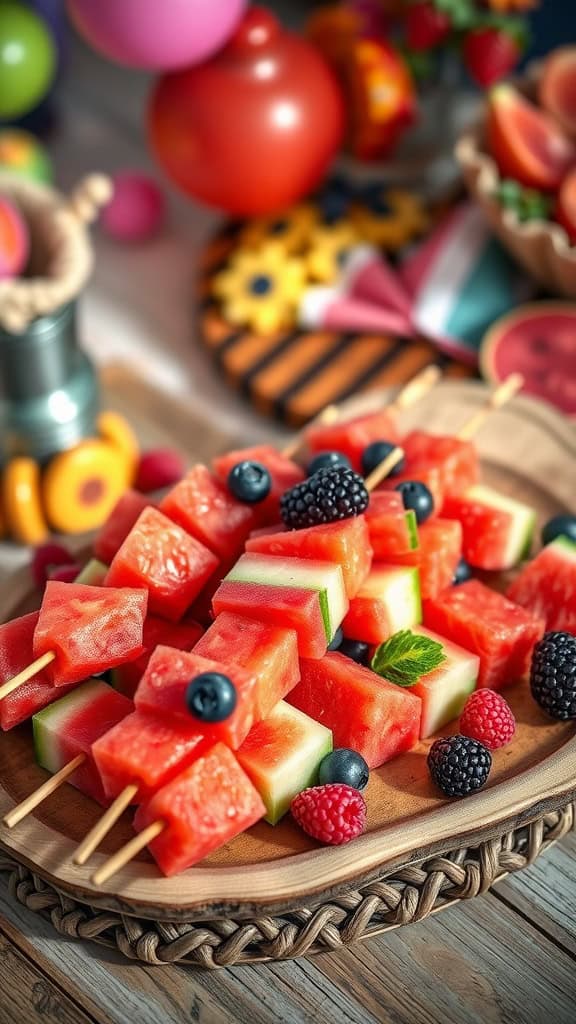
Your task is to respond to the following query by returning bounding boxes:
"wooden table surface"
[1,12,576,1024]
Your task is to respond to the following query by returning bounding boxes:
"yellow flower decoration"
[351,188,429,250]
[306,221,359,283]
[212,243,306,335]
[238,203,319,254]
[487,0,536,10]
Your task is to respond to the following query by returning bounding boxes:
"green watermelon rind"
[74,559,107,586]
[32,678,103,773]
[405,509,419,551]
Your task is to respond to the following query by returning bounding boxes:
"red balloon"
[148,7,345,216]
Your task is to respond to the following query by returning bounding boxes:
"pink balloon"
[101,172,165,243]
[66,0,247,70]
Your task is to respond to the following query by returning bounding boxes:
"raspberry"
[136,449,185,494]
[290,783,366,845]
[459,690,516,750]
[31,543,75,589]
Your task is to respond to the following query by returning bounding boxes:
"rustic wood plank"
[310,887,576,1024]
[492,831,576,957]
[0,917,98,1024]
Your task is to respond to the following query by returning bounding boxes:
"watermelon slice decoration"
[481,303,576,416]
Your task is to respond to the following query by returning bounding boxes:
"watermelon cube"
[424,580,545,690]
[193,612,299,718]
[409,627,479,738]
[288,652,421,768]
[135,646,257,748]
[92,708,209,802]
[0,612,76,731]
[213,580,328,659]
[133,743,266,876]
[104,507,218,621]
[366,491,419,559]
[305,409,400,473]
[33,582,148,686]
[442,485,536,570]
[112,615,204,698]
[212,445,304,525]
[160,464,257,562]
[237,701,332,824]
[94,490,152,565]
[33,680,133,805]
[343,565,421,644]
[403,431,479,500]
[225,553,348,643]
[246,516,373,599]
[381,462,444,511]
[387,519,462,600]
[506,536,576,633]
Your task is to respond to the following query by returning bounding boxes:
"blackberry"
[530,631,576,720]
[280,466,369,530]
[427,734,492,797]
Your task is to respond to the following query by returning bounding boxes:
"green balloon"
[0,3,56,119]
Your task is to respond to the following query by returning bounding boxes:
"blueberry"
[318,748,370,791]
[453,557,473,585]
[328,626,344,651]
[541,514,576,547]
[227,460,272,503]
[338,637,369,665]
[361,440,404,478]
[186,672,237,723]
[307,451,351,476]
[394,480,434,524]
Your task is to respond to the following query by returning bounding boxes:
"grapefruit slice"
[487,84,575,190]
[540,46,576,140]
[480,302,576,416]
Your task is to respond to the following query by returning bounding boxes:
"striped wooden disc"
[198,225,476,428]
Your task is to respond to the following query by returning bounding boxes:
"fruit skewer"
[0,583,148,704]
[90,377,525,886]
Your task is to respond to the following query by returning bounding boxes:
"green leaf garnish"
[371,629,446,687]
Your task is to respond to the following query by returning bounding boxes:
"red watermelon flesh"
[193,612,299,718]
[33,582,148,686]
[380,461,444,511]
[212,445,304,525]
[288,652,421,768]
[343,565,421,644]
[133,743,265,877]
[92,708,209,802]
[386,519,462,600]
[112,616,204,698]
[93,490,152,565]
[506,536,576,633]
[0,612,76,731]
[212,579,328,659]
[365,491,419,559]
[403,431,479,500]
[105,507,218,622]
[305,410,400,473]
[424,579,545,690]
[160,464,257,562]
[33,680,132,805]
[135,645,258,748]
[245,516,373,599]
[442,486,535,571]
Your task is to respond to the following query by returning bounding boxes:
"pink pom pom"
[136,449,185,493]
[102,172,165,242]
[31,543,75,588]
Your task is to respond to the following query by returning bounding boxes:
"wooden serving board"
[0,373,575,922]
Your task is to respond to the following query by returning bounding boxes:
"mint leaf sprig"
[371,630,446,687]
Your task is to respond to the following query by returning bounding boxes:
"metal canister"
[0,301,99,463]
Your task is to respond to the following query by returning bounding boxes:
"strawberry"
[406,2,452,51]
[463,26,521,88]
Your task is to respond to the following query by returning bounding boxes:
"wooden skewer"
[74,784,139,865]
[92,819,165,886]
[0,650,55,703]
[364,374,525,494]
[2,754,85,829]
[281,403,339,459]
